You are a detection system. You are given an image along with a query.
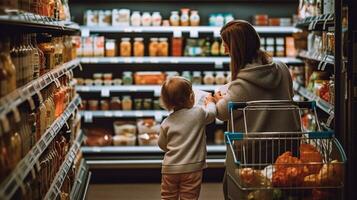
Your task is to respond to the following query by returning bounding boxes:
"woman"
[214,20,300,199]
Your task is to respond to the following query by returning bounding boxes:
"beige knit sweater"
[216,61,301,133]
[158,103,217,174]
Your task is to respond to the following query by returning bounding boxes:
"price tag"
[170,59,179,64]
[84,112,93,123]
[124,28,132,32]
[114,111,123,117]
[190,30,199,38]
[124,58,131,63]
[11,107,21,123]
[54,78,61,88]
[173,29,182,38]
[81,28,90,37]
[215,60,223,69]
[135,57,144,63]
[154,88,161,97]
[104,111,113,117]
[149,58,159,63]
[135,111,144,117]
[80,86,90,92]
[109,58,117,63]
[101,89,110,97]
[133,28,143,33]
[213,29,220,38]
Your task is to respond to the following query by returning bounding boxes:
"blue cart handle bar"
[228,101,317,110]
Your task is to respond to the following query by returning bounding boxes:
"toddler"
[158,76,217,200]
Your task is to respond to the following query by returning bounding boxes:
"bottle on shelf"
[131,11,142,26]
[190,10,200,26]
[134,37,145,57]
[120,38,131,57]
[0,37,16,97]
[180,8,190,26]
[170,11,180,26]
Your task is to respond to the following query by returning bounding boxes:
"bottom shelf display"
[70,159,91,200]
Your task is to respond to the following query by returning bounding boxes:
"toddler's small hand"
[205,94,215,106]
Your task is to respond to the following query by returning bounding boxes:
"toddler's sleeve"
[158,126,169,152]
[204,102,217,125]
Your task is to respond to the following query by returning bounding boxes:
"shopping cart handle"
[228,102,247,110]
[294,101,317,109]
[228,101,317,110]
[224,132,244,144]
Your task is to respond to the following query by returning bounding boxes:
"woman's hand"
[214,91,224,102]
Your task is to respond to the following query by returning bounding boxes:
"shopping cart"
[224,100,346,200]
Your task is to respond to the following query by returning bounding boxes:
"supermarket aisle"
[87,183,224,200]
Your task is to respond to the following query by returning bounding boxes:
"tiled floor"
[87,183,224,200]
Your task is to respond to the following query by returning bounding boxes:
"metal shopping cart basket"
[224,100,346,200]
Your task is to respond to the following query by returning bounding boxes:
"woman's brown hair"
[220,20,272,80]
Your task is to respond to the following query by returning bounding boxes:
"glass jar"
[158,38,168,56]
[134,98,142,110]
[120,38,131,57]
[190,10,200,26]
[131,11,141,26]
[100,100,110,110]
[103,73,112,81]
[215,14,224,27]
[153,100,161,110]
[133,38,145,57]
[112,9,130,26]
[224,13,234,24]
[182,71,191,81]
[202,38,211,56]
[180,8,190,26]
[122,71,133,85]
[149,38,159,57]
[122,96,132,110]
[143,99,152,110]
[98,10,109,26]
[171,37,182,57]
[152,12,162,26]
[276,46,285,57]
[192,71,202,85]
[170,11,180,26]
[94,35,105,57]
[203,72,215,85]
[215,72,226,85]
[110,97,121,110]
[220,40,225,56]
[0,38,16,96]
[105,39,116,57]
[211,39,220,56]
[88,100,99,111]
[141,12,152,26]
[84,79,94,86]
[93,73,103,81]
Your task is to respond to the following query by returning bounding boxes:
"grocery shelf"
[82,146,225,169]
[293,81,334,116]
[298,50,334,70]
[85,159,225,169]
[80,110,224,124]
[76,85,221,97]
[72,0,297,3]
[82,145,226,154]
[295,13,334,31]
[79,56,304,66]
[70,159,91,200]
[0,59,80,118]
[44,130,85,200]
[81,25,299,35]
[0,95,81,200]
[0,12,80,35]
